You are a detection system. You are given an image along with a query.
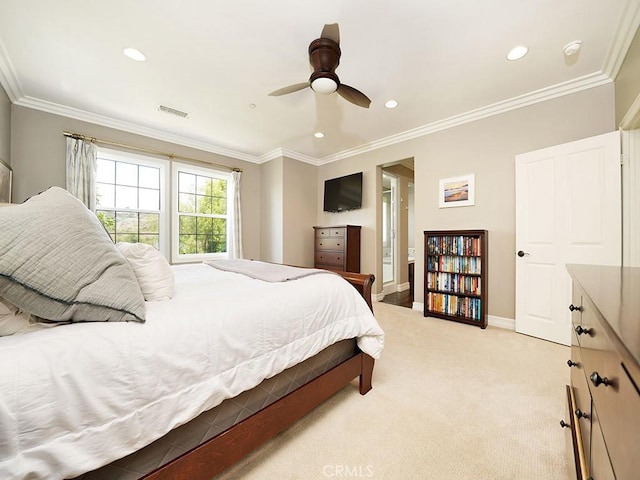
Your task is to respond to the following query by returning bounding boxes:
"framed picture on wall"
[439,174,475,208]
[0,157,12,203]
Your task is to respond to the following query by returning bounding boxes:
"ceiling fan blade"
[320,23,340,45]
[337,84,371,108]
[268,82,310,96]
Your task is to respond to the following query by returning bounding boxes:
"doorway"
[380,160,415,307]
[382,172,398,294]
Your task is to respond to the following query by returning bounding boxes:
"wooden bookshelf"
[424,230,488,329]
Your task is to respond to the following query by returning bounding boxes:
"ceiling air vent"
[158,105,189,118]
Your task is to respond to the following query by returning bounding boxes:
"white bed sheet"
[0,263,384,479]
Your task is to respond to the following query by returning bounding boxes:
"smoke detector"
[563,41,582,56]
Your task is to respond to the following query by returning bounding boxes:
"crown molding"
[13,95,261,163]
[256,147,321,165]
[8,71,614,167]
[317,71,613,165]
[602,0,640,79]
[0,38,23,102]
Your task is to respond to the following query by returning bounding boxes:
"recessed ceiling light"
[123,47,146,62]
[314,132,325,138]
[563,41,582,56]
[385,100,399,109]
[506,45,528,61]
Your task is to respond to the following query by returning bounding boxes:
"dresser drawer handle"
[575,325,592,336]
[575,409,589,420]
[567,360,579,367]
[590,371,611,387]
[569,304,582,312]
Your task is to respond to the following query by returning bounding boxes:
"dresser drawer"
[603,363,640,480]
[315,237,346,252]
[315,251,345,267]
[590,405,616,480]
[569,345,591,472]
[315,228,345,238]
[577,298,621,432]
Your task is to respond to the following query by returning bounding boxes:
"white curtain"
[229,170,244,259]
[65,137,97,211]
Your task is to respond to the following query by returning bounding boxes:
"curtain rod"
[62,131,242,173]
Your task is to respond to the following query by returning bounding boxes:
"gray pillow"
[0,187,146,323]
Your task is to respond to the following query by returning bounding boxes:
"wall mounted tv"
[323,172,363,212]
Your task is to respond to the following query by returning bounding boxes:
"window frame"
[95,148,170,258]
[171,161,232,264]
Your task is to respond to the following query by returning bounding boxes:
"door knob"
[517,250,529,257]
[569,304,582,312]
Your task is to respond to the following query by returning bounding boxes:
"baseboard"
[396,282,410,292]
[487,315,515,330]
[412,303,514,330]
[373,292,385,302]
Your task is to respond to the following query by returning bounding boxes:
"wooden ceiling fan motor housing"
[309,37,341,85]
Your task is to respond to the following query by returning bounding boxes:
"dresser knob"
[568,304,582,312]
[559,420,570,428]
[590,371,611,387]
[575,409,589,420]
[567,360,578,367]
[575,325,592,336]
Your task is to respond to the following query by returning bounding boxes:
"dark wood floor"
[381,290,413,308]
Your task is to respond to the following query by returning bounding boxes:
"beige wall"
[318,84,615,320]
[283,156,317,267]
[615,26,640,126]
[9,105,262,260]
[0,84,9,164]
[260,156,317,266]
[260,157,284,263]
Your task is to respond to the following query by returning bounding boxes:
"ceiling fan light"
[311,77,338,94]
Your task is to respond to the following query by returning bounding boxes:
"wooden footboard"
[336,271,375,312]
[142,272,376,480]
[144,351,374,480]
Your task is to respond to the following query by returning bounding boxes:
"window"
[94,149,233,263]
[173,162,230,262]
[95,149,169,255]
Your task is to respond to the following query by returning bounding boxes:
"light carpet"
[216,302,571,480]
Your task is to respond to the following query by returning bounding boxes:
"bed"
[0,187,384,479]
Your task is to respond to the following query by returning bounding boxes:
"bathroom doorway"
[382,172,398,294]
[380,160,415,307]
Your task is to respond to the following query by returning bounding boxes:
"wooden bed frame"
[142,272,376,480]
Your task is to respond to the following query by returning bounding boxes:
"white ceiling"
[0,0,638,164]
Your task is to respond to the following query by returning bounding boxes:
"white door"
[515,131,621,345]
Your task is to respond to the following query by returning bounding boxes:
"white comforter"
[0,263,384,479]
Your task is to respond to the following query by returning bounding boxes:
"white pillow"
[0,298,53,336]
[116,243,175,301]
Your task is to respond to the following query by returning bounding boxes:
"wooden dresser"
[565,264,640,480]
[313,225,361,273]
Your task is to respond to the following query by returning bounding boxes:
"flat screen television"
[323,172,363,212]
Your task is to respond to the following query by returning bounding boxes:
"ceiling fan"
[268,24,371,109]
